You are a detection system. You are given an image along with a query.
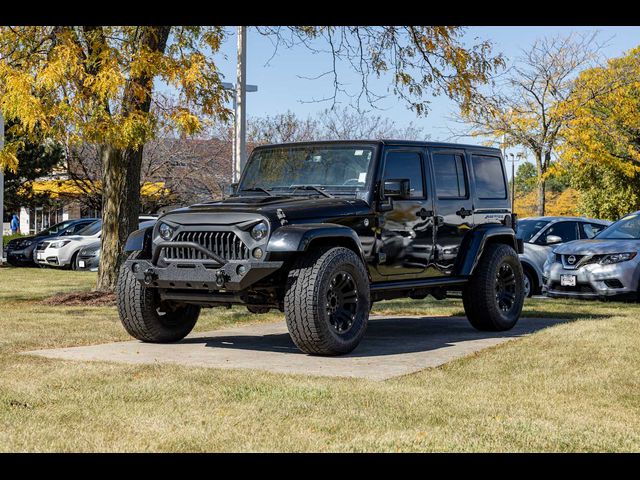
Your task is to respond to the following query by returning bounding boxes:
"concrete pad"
[25,316,565,381]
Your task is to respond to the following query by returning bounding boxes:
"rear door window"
[432,153,468,199]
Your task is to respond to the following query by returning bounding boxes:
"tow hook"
[143,268,157,285]
[215,271,226,288]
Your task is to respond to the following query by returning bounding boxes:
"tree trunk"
[533,149,546,216]
[96,145,143,291]
[94,26,171,292]
[537,178,546,216]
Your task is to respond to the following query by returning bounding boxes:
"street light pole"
[222,26,258,185]
[234,26,247,184]
[509,153,516,212]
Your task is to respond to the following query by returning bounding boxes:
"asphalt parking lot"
[27,314,565,380]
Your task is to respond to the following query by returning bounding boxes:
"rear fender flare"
[453,224,519,276]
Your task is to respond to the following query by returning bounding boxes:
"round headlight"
[159,222,173,240]
[251,222,268,241]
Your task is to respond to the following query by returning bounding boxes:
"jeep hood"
[162,195,371,224]
[553,239,640,255]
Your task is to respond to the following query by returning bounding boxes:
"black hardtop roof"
[252,139,502,153]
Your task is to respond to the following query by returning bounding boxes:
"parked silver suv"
[517,216,611,296]
[543,211,640,300]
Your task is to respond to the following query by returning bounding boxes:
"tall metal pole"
[509,153,516,212]
[233,26,247,183]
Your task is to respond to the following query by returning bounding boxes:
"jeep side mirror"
[545,234,563,245]
[383,179,411,200]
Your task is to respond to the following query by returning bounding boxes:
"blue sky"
[209,26,640,177]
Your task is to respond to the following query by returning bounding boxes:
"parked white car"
[35,220,102,269]
[35,216,158,270]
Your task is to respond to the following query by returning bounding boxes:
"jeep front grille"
[163,231,250,261]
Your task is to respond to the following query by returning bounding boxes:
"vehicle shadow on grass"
[178,316,585,358]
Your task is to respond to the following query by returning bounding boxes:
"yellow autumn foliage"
[0,26,231,171]
[561,46,640,176]
[514,188,581,218]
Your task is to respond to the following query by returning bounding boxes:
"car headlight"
[600,252,637,265]
[49,240,71,249]
[19,240,34,248]
[158,222,174,241]
[251,221,268,241]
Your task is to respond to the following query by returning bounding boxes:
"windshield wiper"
[240,187,274,196]
[290,185,334,198]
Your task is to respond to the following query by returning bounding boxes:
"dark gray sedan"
[517,216,611,296]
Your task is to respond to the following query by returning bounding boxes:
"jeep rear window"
[472,155,507,199]
[240,145,374,194]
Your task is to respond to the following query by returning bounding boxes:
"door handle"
[415,208,433,220]
[456,207,473,218]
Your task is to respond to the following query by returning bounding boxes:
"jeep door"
[429,148,475,276]
[376,147,434,277]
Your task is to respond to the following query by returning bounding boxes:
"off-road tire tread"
[117,252,200,342]
[284,246,369,355]
[462,243,524,331]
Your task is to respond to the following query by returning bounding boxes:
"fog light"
[237,265,247,276]
[253,247,263,259]
[132,263,140,273]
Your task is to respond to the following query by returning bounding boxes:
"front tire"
[69,251,80,271]
[117,252,200,342]
[284,247,370,356]
[462,243,525,331]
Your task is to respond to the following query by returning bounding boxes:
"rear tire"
[284,247,370,356]
[462,243,525,331]
[117,252,200,342]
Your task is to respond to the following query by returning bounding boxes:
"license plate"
[78,260,85,268]
[561,274,577,287]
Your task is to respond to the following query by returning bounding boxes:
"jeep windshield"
[238,145,375,196]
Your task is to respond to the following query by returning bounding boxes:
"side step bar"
[370,276,468,293]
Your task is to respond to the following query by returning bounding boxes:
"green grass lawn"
[0,266,639,452]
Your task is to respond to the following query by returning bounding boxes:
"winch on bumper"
[126,240,282,291]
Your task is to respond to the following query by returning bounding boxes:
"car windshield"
[238,145,375,196]
[36,220,74,237]
[517,219,550,243]
[76,220,102,236]
[595,213,640,240]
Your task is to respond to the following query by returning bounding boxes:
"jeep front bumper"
[126,258,283,291]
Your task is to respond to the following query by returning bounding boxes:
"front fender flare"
[453,224,519,276]
[124,226,154,256]
[267,223,365,259]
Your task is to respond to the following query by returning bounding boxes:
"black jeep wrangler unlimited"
[117,140,524,355]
